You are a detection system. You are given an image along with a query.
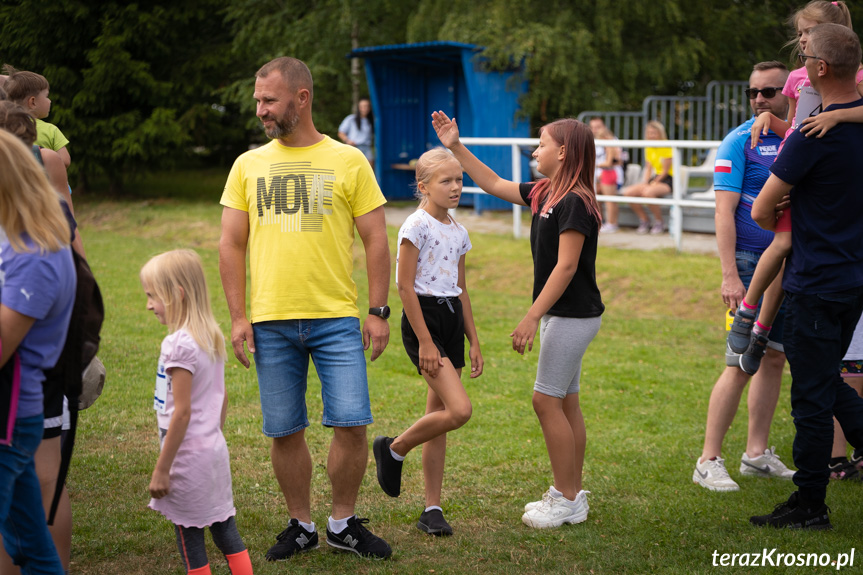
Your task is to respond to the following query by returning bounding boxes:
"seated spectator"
[622,120,673,234]
[595,127,624,233]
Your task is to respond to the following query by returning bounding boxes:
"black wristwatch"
[369,305,391,320]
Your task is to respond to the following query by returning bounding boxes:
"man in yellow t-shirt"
[219,57,392,560]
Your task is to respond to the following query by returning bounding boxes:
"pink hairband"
[833,1,838,5]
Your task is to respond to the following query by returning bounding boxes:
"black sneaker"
[416,508,453,536]
[265,518,319,561]
[750,492,832,530]
[373,436,403,497]
[326,516,392,559]
[727,307,756,354]
[851,448,863,470]
[739,333,769,375]
[829,458,861,481]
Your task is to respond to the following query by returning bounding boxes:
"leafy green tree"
[223,0,418,138]
[0,0,240,191]
[405,0,847,124]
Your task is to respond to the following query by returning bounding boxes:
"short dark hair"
[255,57,313,98]
[809,23,862,81]
[0,101,38,145]
[1,65,49,104]
[752,61,788,73]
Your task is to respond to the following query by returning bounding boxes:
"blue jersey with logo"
[713,117,783,252]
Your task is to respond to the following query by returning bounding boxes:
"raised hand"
[431,110,460,148]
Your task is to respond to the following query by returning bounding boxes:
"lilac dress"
[148,330,235,527]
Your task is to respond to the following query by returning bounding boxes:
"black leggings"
[174,516,246,572]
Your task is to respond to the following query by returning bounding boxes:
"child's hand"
[469,346,484,378]
[419,342,444,378]
[800,112,838,138]
[431,111,460,148]
[149,469,171,499]
[750,112,772,149]
[510,315,539,355]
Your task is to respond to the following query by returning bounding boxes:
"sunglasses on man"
[744,87,785,99]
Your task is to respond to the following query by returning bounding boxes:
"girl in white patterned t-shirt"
[372,147,483,537]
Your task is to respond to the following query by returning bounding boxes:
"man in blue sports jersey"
[693,61,795,492]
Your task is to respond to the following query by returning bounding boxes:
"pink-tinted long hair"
[528,119,601,225]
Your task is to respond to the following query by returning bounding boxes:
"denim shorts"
[725,249,786,365]
[253,317,373,437]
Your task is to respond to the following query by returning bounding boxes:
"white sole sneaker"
[693,457,740,492]
[739,447,795,479]
[521,490,589,529]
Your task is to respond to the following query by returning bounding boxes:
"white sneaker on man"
[522,489,589,528]
[693,457,740,491]
[739,447,795,479]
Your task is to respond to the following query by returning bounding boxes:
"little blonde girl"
[141,250,253,575]
[373,147,482,536]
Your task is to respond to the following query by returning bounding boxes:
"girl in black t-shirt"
[432,111,604,529]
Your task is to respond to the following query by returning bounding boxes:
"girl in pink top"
[141,250,253,575]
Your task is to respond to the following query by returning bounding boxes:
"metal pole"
[671,145,684,251]
[511,143,522,238]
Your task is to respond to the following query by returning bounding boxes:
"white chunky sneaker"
[523,487,554,513]
[521,489,590,529]
[693,457,740,492]
[739,447,796,479]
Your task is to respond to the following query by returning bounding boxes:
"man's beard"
[263,102,299,139]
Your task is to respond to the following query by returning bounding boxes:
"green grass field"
[67,175,861,574]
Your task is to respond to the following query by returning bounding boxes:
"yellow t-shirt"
[220,136,386,322]
[645,146,673,177]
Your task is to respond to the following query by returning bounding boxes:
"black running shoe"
[265,518,319,561]
[851,448,863,470]
[326,516,392,559]
[727,308,756,354]
[372,436,403,497]
[416,508,453,536]
[750,492,832,530]
[739,333,769,375]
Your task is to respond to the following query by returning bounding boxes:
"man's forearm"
[365,237,391,308]
[219,244,248,321]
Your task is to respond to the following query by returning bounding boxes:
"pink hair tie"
[833,1,838,5]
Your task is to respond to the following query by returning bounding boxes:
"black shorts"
[401,296,466,375]
[649,174,673,190]
[43,372,64,439]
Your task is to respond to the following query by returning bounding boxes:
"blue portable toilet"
[349,41,530,210]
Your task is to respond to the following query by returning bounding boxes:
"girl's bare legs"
[643,182,671,224]
[532,391,584,500]
[741,232,792,315]
[420,374,462,508]
[390,361,470,458]
[600,183,619,226]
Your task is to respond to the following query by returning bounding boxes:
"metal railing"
[459,137,722,251]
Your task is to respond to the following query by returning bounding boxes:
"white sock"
[328,515,352,533]
[549,486,564,498]
[389,447,406,462]
[424,505,442,513]
[298,519,315,532]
